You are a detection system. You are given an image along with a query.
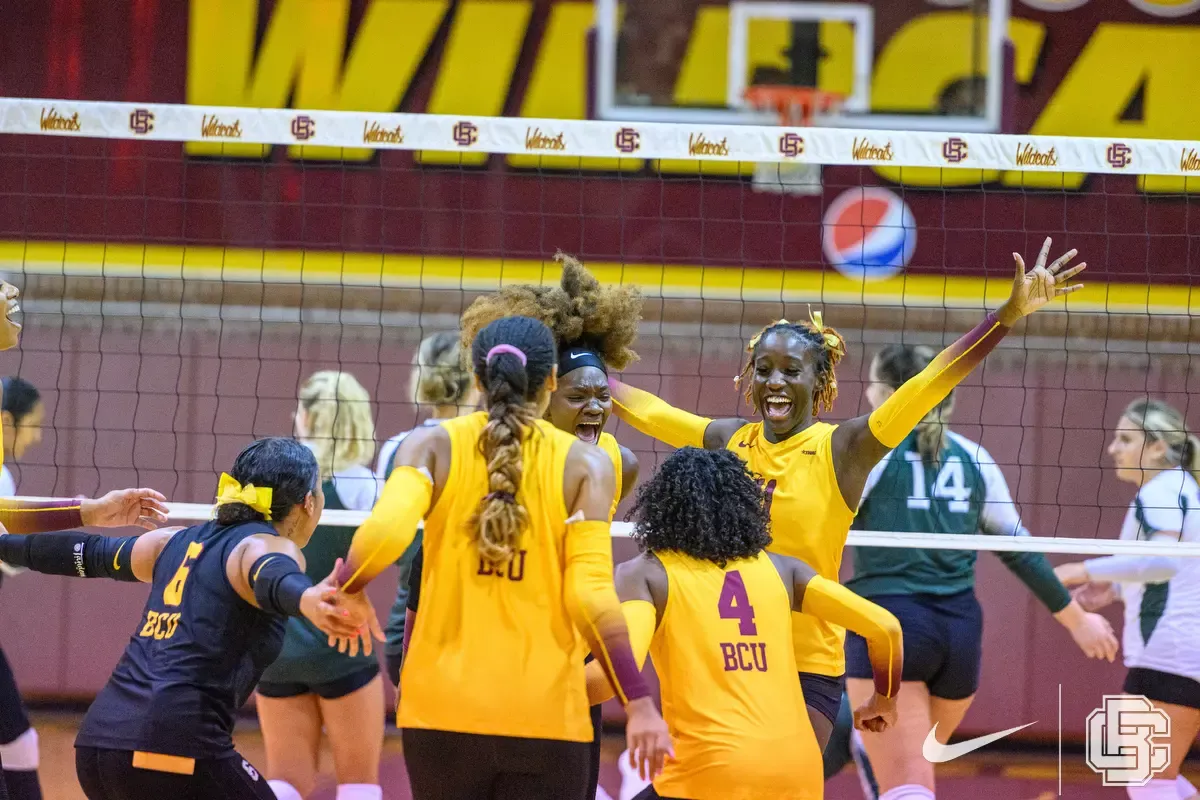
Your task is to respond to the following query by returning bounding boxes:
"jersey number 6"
[718,571,758,636]
[163,542,204,607]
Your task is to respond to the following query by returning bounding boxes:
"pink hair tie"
[486,344,527,366]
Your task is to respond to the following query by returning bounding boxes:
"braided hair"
[734,309,847,417]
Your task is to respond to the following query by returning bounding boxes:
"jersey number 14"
[905,452,970,513]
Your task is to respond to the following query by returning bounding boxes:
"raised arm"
[609,378,747,451]
[0,525,177,584]
[336,424,447,593]
[0,487,169,534]
[831,238,1084,503]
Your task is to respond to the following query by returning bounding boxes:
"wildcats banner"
[3,97,1198,178]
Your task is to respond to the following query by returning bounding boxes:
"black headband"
[558,347,607,377]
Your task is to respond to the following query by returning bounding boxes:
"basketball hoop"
[745,86,844,196]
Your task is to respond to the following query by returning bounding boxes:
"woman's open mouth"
[764,396,793,422]
[575,422,601,443]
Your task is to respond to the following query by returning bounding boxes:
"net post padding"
[744,86,844,197]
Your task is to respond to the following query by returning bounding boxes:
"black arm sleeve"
[247,553,313,617]
[0,532,141,582]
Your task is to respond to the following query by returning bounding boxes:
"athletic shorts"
[1124,667,1200,710]
[402,728,590,800]
[845,589,982,701]
[0,645,32,744]
[255,663,378,701]
[798,671,846,727]
[75,746,276,800]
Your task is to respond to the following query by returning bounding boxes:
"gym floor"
[25,711,1155,799]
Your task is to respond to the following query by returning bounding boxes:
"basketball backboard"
[592,0,1012,132]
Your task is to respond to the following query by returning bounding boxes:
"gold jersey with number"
[726,421,855,677]
[649,550,820,800]
[398,411,595,741]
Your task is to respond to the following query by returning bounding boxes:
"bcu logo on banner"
[821,187,916,282]
[1086,695,1171,787]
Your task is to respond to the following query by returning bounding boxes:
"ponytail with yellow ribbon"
[214,473,274,520]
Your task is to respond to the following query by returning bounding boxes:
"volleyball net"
[0,97,1197,557]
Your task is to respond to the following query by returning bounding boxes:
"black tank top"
[75,520,287,758]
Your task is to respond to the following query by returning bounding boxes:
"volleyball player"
[0,437,380,799]
[256,372,384,800]
[337,315,670,799]
[379,331,479,685]
[1056,399,1200,800]
[587,447,902,799]
[837,343,1118,800]
[0,378,42,500]
[609,237,1084,750]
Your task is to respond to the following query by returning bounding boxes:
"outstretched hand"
[80,488,170,529]
[997,237,1086,326]
[304,558,385,657]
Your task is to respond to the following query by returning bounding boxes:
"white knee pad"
[879,786,935,800]
[268,779,304,800]
[618,748,651,800]
[1128,779,1181,799]
[0,727,38,771]
[335,785,382,800]
[1177,775,1198,799]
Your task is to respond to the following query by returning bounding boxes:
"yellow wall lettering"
[1009,23,1200,193]
[186,0,448,160]
[419,1,534,166]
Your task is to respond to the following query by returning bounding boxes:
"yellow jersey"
[596,431,623,521]
[398,412,594,741]
[650,550,820,800]
[727,421,855,676]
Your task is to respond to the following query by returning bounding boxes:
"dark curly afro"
[628,448,772,567]
[459,251,642,371]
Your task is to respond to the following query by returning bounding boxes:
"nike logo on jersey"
[922,721,1036,763]
[737,441,752,448]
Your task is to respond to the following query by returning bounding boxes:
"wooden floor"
[26,710,1171,799]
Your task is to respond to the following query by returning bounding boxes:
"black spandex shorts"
[1125,667,1200,710]
[75,747,276,800]
[0,645,31,744]
[402,728,590,800]
[256,663,378,700]
[798,671,847,727]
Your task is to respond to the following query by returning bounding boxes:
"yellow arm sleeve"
[801,576,903,698]
[868,313,1008,448]
[609,378,710,450]
[586,600,656,705]
[565,519,651,705]
[338,466,431,593]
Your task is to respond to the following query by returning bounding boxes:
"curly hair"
[628,448,772,567]
[734,310,847,417]
[469,316,558,567]
[459,251,642,371]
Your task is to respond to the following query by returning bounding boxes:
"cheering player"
[337,316,670,799]
[0,438,379,799]
[587,447,902,799]
[609,237,1085,749]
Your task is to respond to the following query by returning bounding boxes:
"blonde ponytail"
[1123,398,1200,485]
[298,371,377,478]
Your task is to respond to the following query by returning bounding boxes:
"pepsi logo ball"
[821,187,917,282]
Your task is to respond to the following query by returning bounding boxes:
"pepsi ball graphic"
[821,187,917,282]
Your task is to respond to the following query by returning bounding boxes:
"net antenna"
[745,85,844,197]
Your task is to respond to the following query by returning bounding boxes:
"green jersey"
[846,430,1069,612]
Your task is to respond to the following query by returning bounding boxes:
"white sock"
[618,748,652,800]
[879,786,935,800]
[0,727,38,770]
[268,779,303,800]
[1128,779,1182,799]
[1178,775,1198,799]
[336,785,382,800]
[596,787,615,800]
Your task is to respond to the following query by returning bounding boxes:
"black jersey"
[75,520,287,758]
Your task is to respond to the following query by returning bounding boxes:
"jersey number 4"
[163,542,204,606]
[905,452,971,513]
[718,571,758,636]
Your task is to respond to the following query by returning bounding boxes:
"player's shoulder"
[945,431,998,468]
[1140,467,1198,505]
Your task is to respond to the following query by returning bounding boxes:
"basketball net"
[745,87,844,197]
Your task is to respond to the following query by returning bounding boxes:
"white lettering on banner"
[0,97,1197,177]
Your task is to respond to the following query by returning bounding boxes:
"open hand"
[80,488,170,529]
[997,237,1086,326]
[853,692,898,733]
[1054,562,1090,587]
[624,697,674,782]
[0,281,22,351]
[309,559,384,656]
[1072,581,1120,613]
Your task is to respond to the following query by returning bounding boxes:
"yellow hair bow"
[747,319,790,351]
[214,473,274,520]
[807,306,845,357]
